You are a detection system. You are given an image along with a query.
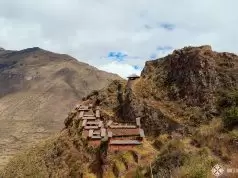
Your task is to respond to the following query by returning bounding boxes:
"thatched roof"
[127,74,140,78]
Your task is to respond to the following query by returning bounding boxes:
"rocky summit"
[1,45,238,178]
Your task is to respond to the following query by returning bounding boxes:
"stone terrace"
[75,104,145,151]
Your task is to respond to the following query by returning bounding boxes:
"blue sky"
[0,0,237,78]
[107,52,128,62]
[159,23,176,31]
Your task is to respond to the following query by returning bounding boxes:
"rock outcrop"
[141,45,238,106]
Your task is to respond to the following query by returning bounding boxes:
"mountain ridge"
[0,47,122,170]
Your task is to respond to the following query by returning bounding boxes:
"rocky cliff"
[141,45,238,106]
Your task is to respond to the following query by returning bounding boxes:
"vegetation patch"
[192,118,234,162]
[175,150,218,178]
[217,90,238,129]
[0,131,96,178]
[121,151,135,164]
[150,138,219,178]
[223,106,238,128]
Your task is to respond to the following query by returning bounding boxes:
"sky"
[0,0,237,78]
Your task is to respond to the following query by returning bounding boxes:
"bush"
[218,94,235,108]
[151,140,188,177]
[223,107,238,128]
[153,150,188,172]
[175,151,218,178]
[217,90,238,129]
[217,90,238,108]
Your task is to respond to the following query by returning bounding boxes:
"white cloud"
[98,62,141,79]
[0,0,238,77]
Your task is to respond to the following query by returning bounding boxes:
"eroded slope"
[0,47,121,169]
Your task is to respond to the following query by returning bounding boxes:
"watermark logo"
[211,164,224,177]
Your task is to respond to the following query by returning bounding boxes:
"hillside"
[85,45,238,177]
[1,45,238,178]
[0,47,122,169]
[1,103,156,178]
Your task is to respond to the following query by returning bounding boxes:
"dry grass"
[229,128,238,139]
[147,117,237,178]
[133,140,157,157]
[192,118,235,162]
[0,135,59,178]
[114,159,127,173]
[83,172,97,178]
[0,130,96,178]
[174,151,218,178]
[133,79,154,99]
[107,151,136,177]
[229,154,238,178]
[151,137,220,178]
[103,140,157,178]
[103,170,116,178]
[121,151,135,163]
[197,118,223,137]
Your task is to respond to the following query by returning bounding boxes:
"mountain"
[0,47,122,169]
[141,45,238,106]
[86,45,238,177]
[1,45,238,178]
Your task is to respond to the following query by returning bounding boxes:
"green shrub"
[217,90,238,129]
[223,107,238,128]
[176,151,218,178]
[218,94,235,108]
[160,139,185,154]
[217,90,238,108]
[152,140,188,177]
[153,150,188,173]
